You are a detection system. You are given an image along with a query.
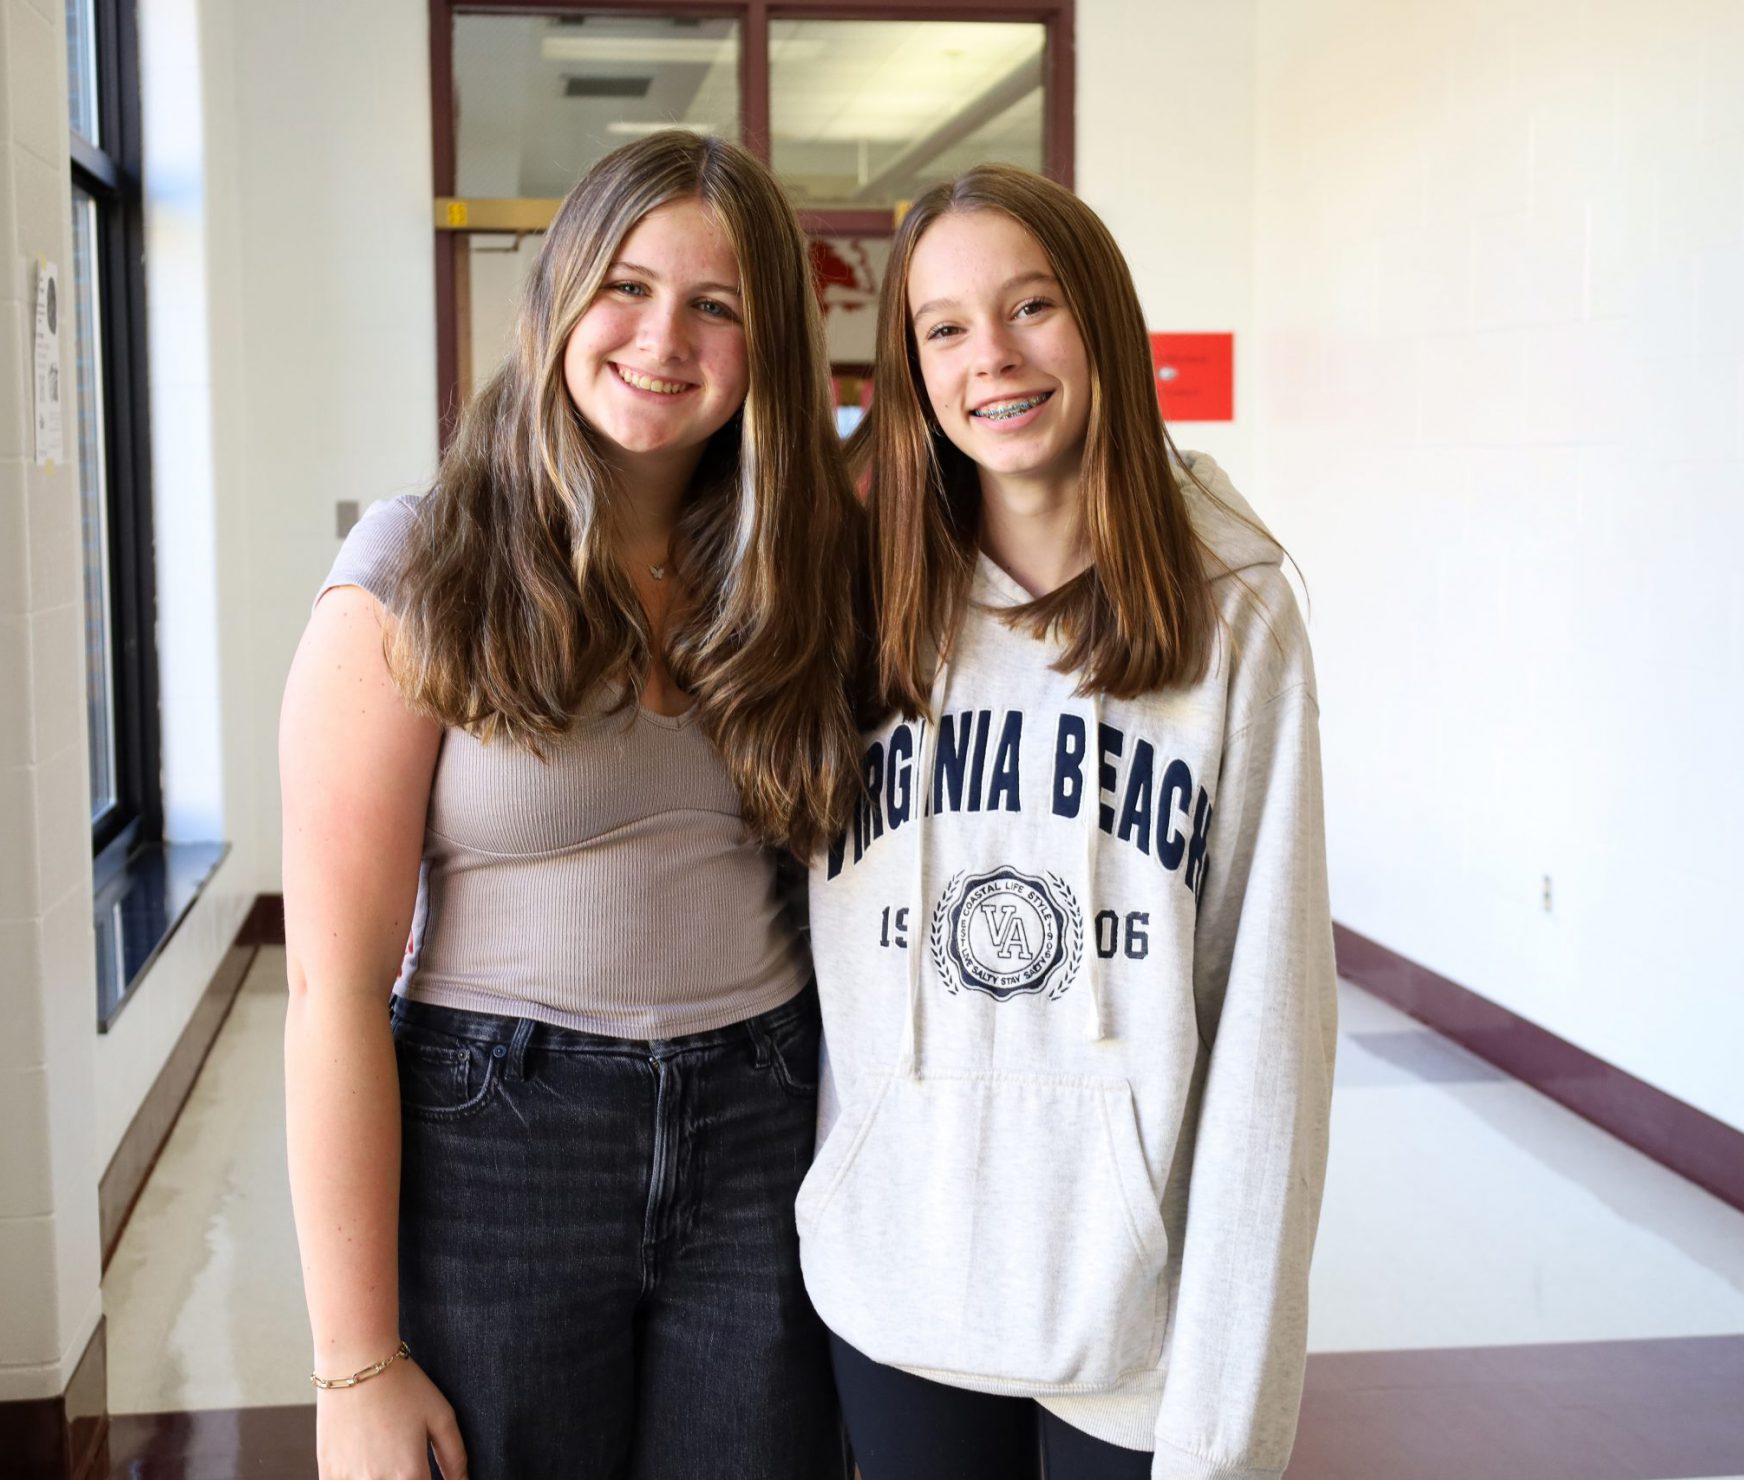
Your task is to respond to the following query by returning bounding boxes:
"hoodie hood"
[971,450,1284,614]
[1177,451,1285,582]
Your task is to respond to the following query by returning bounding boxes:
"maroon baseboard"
[98,942,257,1269]
[1334,923,1744,1215]
[1290,1333,1744,1479]
[237,892,285,946]
[0,1318,108,1480]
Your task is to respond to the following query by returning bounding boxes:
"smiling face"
[906,209,1092,498]
[562,196,749,484]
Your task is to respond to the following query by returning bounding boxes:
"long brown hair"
[389,131,864,857]
[851,164,1229,717]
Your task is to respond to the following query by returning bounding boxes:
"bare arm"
[280,584,464,1479]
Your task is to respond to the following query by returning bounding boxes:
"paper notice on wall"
[34,258,64,467]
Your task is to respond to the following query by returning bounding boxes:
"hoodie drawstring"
[897,659,953,1080]
[1083,689,1108,1044]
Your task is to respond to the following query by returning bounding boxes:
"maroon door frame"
[429,0,1076,445]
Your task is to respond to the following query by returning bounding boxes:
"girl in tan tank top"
[280,131,864,1480]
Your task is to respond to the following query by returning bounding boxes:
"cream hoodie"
[800,455,1337,1480]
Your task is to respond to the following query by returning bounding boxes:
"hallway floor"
[102,948,1744,1477]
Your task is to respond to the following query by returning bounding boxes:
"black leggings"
[830,1334,1152,1480]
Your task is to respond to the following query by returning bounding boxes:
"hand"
[315,1355,468,1480]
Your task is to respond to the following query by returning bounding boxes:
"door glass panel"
[813,234,887,367]
[770,19,1046,211]
[453,12,741,200]
[814,235,889,435]
[465,233,544,393]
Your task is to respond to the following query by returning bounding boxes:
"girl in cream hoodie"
[801,165,1337,1480]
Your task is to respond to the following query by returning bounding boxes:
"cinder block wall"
[1250,0,1744,1131]
[0,0,103,1406]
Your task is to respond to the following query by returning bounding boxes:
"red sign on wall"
[1148,333,1234,422]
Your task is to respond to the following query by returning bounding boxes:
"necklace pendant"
[648,564,667,581]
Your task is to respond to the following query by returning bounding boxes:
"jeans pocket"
[392,1025,502,1122]
[761,1002,821,1100]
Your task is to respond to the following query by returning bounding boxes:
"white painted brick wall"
[0,0,103,1405]
[1253,0,1744,1130]
[1076,0,1255,471]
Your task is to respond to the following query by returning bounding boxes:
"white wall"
[221,0,440,888]
[1251,0,1744,1130]
[93,0,440,1163]
[0,0,104,1404]
[1076,0,1255,471]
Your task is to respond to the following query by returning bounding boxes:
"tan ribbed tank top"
[317,495,805,1039]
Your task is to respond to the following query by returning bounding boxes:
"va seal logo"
[929,867,1083,1001]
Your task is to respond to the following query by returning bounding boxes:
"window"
[66,0,160,878]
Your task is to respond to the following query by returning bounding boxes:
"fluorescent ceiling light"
[542,37,738,65]
[541,36,828,65]
[607,121,718,136]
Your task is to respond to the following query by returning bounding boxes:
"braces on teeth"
[973,392,1052,420]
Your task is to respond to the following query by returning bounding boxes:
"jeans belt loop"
[505,1017,537,1082]
[744,1015,771,1071]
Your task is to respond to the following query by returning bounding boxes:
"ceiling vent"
[551,12,700,24]
[564,75,653,99]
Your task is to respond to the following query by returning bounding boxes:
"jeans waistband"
[390,982,816,1064]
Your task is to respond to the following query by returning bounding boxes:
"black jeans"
[392,987,845,1480]
[831,1334,1151,1480]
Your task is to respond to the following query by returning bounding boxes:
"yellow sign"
[433,198,561,232]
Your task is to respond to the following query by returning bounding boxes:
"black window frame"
[69,0,161,884]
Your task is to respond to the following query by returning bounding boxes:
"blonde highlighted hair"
[389,130,866,857]
[850,164,1226,717]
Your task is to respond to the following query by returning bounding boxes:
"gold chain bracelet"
[310,1340,411,1390]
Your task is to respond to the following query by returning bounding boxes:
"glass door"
[433,3,1071,439]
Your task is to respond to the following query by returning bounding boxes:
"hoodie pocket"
[797,1071,1169,1393]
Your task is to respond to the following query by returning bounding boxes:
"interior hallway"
[102,948,1744,1478]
